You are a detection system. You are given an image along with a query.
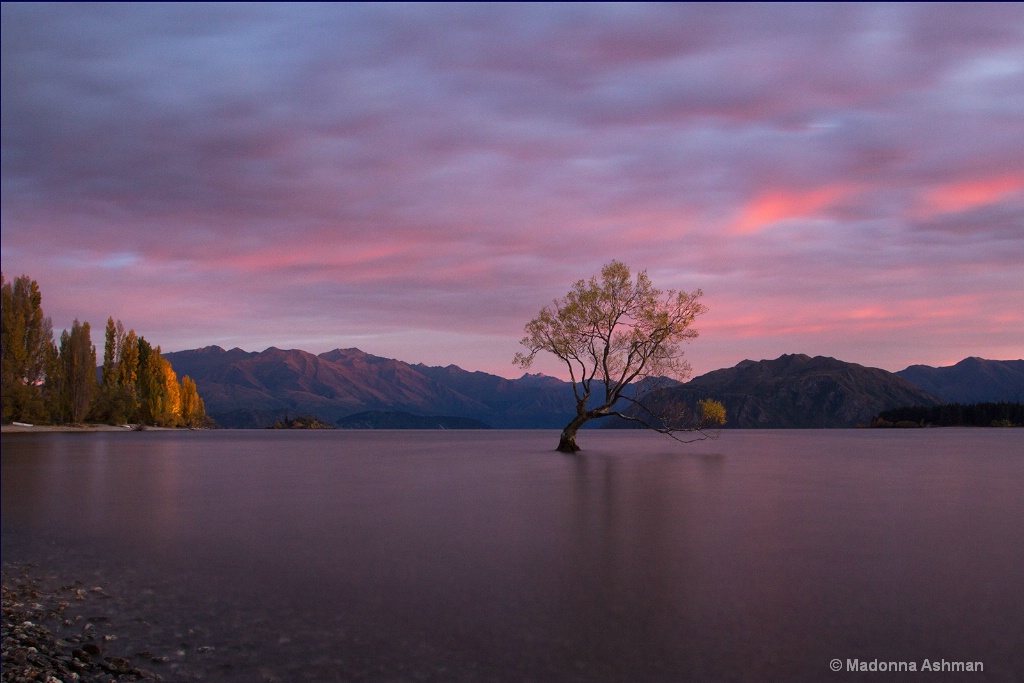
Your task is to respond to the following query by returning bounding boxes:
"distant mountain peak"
[897,358,1024,403]
[667,355,941,428]
[318,347,394,364]
[169,344,230,355]
[515,372,569,388]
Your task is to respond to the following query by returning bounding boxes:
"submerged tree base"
[556,434,581,453]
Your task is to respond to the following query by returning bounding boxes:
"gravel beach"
[2,563,164,683]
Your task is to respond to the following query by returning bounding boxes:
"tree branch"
[607,410,719,443]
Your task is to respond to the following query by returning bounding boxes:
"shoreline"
[1,424,180,433]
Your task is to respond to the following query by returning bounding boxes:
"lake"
[2,429,1022,681]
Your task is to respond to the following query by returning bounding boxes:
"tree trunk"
[557,431,580,453]
[556,414,589,452]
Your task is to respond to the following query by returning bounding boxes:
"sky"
[2,3,1022,380]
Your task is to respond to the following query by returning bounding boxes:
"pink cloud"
[729,185,857,235]
[916,173,1024,217]
[3,4,1022,379]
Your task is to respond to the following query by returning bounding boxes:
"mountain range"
[163,346,576,429]
[162,346,1022,429]
[611,354,940,429]
[896,357,1024,403]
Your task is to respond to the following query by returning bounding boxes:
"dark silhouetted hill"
[897,357,1024,403]
[609,354,943,429]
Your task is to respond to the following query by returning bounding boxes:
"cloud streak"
[3,3,1022,377]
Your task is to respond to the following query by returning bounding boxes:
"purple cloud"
[3,4,1022,377]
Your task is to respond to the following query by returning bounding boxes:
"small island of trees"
[267,414,334,429]
[2,273,208,428]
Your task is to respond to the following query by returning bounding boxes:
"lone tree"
[515,261,725,452]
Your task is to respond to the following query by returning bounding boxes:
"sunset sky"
[2,3,1022,379]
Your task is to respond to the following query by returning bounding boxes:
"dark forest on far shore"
[873,402,1024,428]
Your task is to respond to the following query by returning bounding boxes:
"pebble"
[2,565,163,682]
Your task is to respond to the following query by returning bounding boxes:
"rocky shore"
[2,564,163,682]
[1,424,176,433]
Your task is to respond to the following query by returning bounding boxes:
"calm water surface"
[2,429,1022,681]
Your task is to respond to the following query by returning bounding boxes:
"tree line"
[873,402,1024,428]
[1,273,207,427]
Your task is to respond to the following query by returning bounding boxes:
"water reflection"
[2,434,190,548]
[3,430,1023,682]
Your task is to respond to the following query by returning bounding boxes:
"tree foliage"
[515,261,724,452]
[58,320,97,423]
[96,318,137,423]
[92,318,208,427]
[136,345,184,426]
[1,274,55,421]
[179,375,206,428]
[2,273,208,428]
[102,317,118,388]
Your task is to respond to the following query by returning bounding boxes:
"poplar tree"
[117,328,140,420]
[97,318,124,422]
[179,375,206,427]
[97,318,142,423]
[59,320,96,423]
[119,328,139,388]
[138,345,181,426]
[101,317,118,387]
[1,273,54,422]
[160,354,182,424]
[137,341,161,424]
[41,339,63,422]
